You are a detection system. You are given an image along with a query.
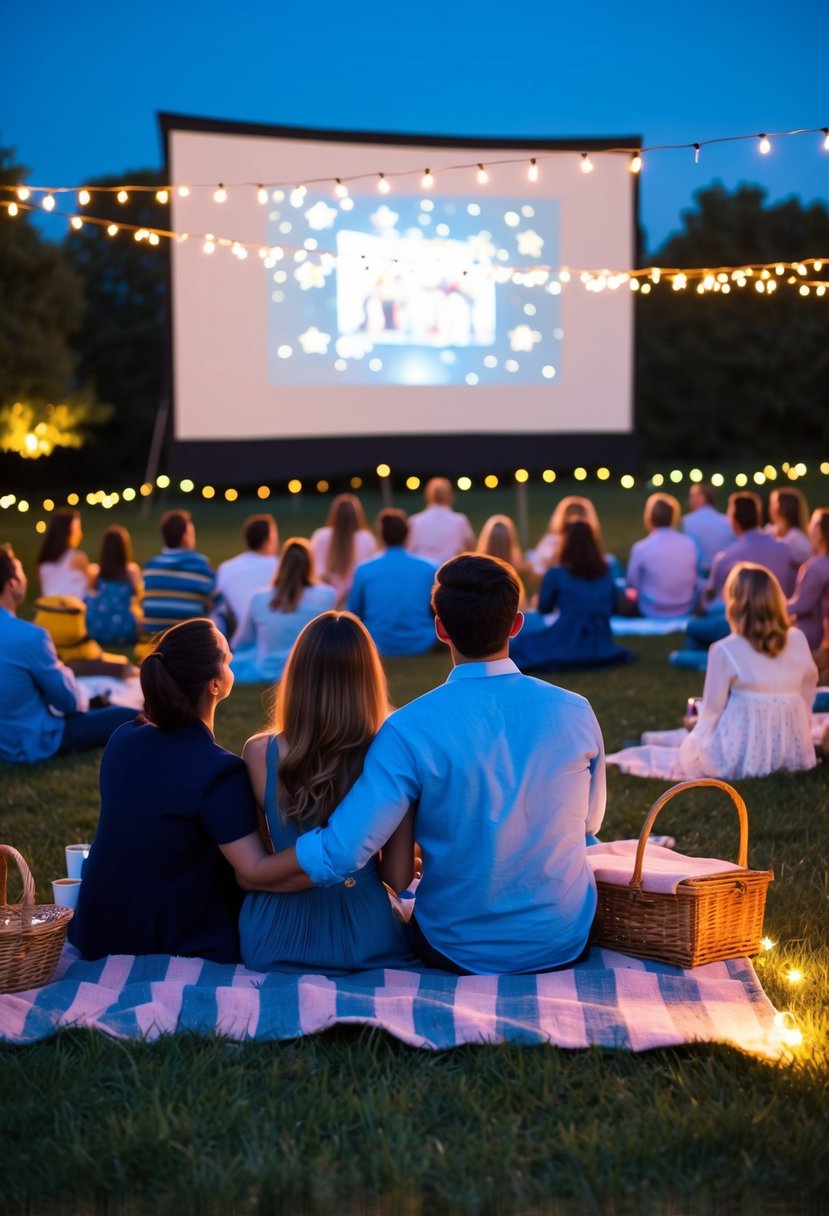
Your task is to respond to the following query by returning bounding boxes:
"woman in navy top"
[239,612,415,972]
[72,618,304,963]
[510,521,632,672]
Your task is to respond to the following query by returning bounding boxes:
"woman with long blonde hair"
[239,611,415,972]
[309,494,376,607]
[607,563,818,779]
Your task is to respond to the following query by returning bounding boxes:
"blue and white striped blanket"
[0,946,788,1057]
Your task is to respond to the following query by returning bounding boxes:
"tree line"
[1,145,827,485]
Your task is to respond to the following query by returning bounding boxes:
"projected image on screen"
[266,193,560,388]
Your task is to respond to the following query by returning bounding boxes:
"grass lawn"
[1,478,828,1213]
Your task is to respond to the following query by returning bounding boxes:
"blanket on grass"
[0,946,788,1058]
[610,615,691,636]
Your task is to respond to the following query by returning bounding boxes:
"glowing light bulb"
[78,189,90,206]
[70,216,82,230]
[117,189,129,203]
[213,185,228,203]
[148,232,160,246]
[528,158,539,182]
[178,185,190,198]
[376,463,391,478]
[107,223,118,236]
[421,168,434,189]
[335,179,348,198]
[16,185,30,201]
[630,152,642,174]
[477,164,489,184]
[42,194,56,211]
[156,189,169,204]
[786,968,803,985]
[580,153,593,174]
[8,202,18,217]
[257,185,268,205]
[378,173,390,194]
[758,134,771,154]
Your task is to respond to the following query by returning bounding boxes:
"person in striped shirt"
[140,510,216,644]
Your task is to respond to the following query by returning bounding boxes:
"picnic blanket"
[611,615,691,636]
[0,945,790,1058]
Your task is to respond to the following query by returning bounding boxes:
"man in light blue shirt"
[0,546,136,763]
[681,483,735,576]
[347,509,437,656]
[262,554,606,974]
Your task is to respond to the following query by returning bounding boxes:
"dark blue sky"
[5,0,828,251]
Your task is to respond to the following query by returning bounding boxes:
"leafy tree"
[0,148,85,407]
[63,170,168,477]
[637,184,829,460]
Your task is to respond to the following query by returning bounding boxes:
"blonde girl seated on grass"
[607,562,818,781]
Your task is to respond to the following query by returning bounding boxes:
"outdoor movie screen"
[164,118,637,452]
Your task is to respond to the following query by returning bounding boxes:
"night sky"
[5,0,828,251]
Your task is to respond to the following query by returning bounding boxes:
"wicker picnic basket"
[591,779,773,968]
[0,844,73,994]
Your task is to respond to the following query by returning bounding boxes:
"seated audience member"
[239,612,415,973]
[85,525,143,646]
[214,514,279,636]
[0,545,136,764]
[407,477,475,567]
[608,564,817,780]
[787,507,829,649]
[681,482,734,575]
[310,494,376,608]
[37,507,91,598]
[625,493,698,618]
[511,520,632,672]
[476,514,529,580]
[347,510,436,656]
[231,538,336,682]
[765,487,812,566]
[254,554,606,976]
[71,618,309,963]
[529,496,622,581]
[140,510,216,642]
[672,492,799,668]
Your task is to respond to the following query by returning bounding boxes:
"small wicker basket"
[591,779,773,968]
[0,844,73,994]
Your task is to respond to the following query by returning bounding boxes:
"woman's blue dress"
[85,578,139,645]
[239,736,416,973]
[510,567,633,672]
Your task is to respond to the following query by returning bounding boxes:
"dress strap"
[263,734,280,825]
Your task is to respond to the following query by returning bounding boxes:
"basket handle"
[0,844,36,923]
[630,778,748,891]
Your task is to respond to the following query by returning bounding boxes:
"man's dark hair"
[244,514,275,552]
[0,544,17,594]
[378,508,408,548]
[729,493,761,533]
[160,509,192,549]
[432,554,521,658]
[648,495,676,530]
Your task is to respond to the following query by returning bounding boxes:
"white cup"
[65,843,91,880]
[52,878,82,910]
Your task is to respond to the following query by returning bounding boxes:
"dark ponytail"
[140,618,223,731]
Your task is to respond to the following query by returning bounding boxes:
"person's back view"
[141,510,216,642]
[407,477,475,567]
[347,509,436,656]
[289,554,606,975]
[626,493,698,618]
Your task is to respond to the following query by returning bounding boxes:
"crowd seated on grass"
[7,476,828,978]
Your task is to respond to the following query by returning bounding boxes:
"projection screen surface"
[164,117,638,470]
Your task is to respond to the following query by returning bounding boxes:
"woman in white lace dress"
[607,563,817,780]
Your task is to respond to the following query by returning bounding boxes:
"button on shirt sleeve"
[295,719,420,884]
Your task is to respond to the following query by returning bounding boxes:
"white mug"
[52,878,82,911]
[65,844,91,880]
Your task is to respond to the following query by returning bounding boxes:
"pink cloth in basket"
[587,839,743,895]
